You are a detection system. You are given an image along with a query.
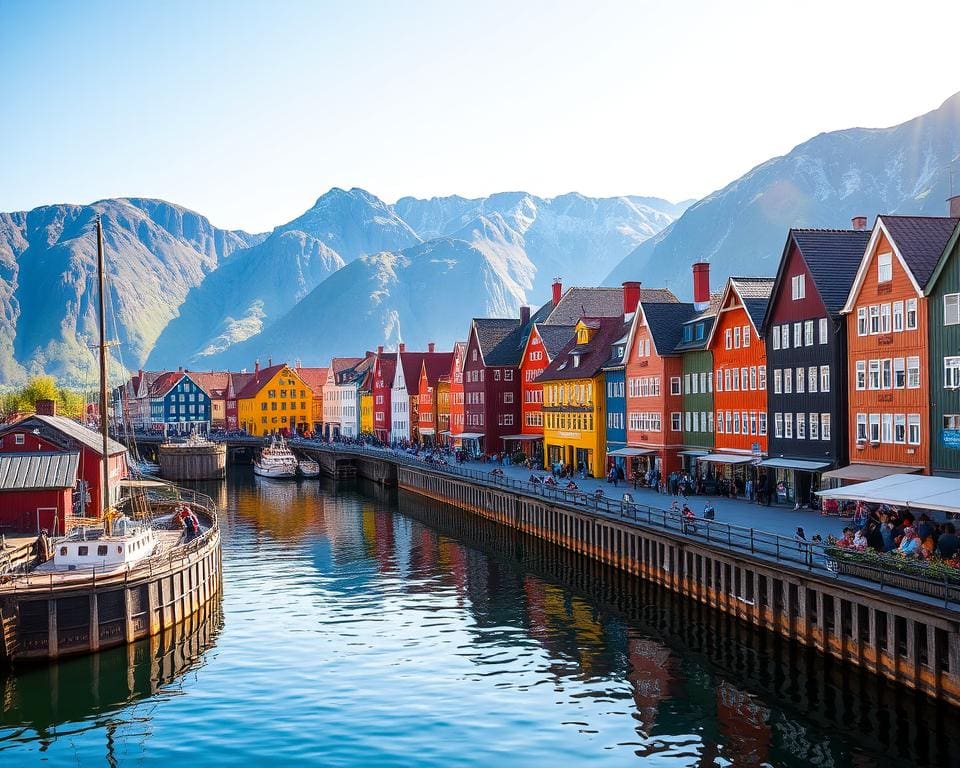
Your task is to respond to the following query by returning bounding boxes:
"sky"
[2,0,959,234]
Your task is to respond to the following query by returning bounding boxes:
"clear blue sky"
[2,0,959,233]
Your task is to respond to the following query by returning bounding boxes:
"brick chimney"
[552,277,563,306]
[254,359,260,374]
[377,345,384,355]
[398,343,406,353]
[622,281,641,318]
[692,262,710,311]
[36,398,56,416]
[520,306,531,325]
[851,216,868,231]
[949,196,960,218]
[428,342,435,353]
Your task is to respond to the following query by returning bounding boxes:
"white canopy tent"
[816,474,960,514]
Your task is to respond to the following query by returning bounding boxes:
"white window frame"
[906,298,918,330]
[877,252,893,283]
[819,317,828,344]
[893,300,904,332]
[908,414,921,445]
[791,274,805,300]
[821,413,830,441]
[945,357,960,389]
[907,356,921,389]
[820,365,830,393]
[857,308,867,336]
[804,320,813,347]
[945,294,960,326]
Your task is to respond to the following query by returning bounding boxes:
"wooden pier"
[158,441,227,480]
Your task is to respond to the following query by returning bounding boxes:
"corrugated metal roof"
[2,415,127,456]
[0,452,79,490]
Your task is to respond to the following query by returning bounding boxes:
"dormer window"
[573,354,580,368]
[695,322,704,340]
[616,346,624,359]
[683,326,692,342]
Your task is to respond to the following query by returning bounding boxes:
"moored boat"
[254,436,298,478]
[297,459,320,477]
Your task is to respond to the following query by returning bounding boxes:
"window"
[734,326,741,348]
[880,304,891,333]
[869,414,880,443]
[808,366,817,393]
[784,413,793,439]
[672,412,682,431]
[725,411,732,433]
[700,372,708,392]
[796,367,805,393]
[503,392,513,404]
[691,374,699,394]
[772,325,780,350]
[894,357,906,389]
[906,299,918,330]
[759,412,767,435]
[857,308,867,336]
[793,322,802,346]
[856,413,867,441]
[708,412,714,432]
[773,369,782,394]
[670,377,681,395]
[758,367,766,390]
[893,300,904,332]
[749,367,757,390]
[946,357,960,389]
[804,320,813,346]
[881,414,893,444]
[821,413,830,441]
[724,369,731,390]
[693,412,700,432]
[696,323,705,340]
[715,369,723,392]
[732,368,740,391]
[820,365,830,393]
[946,294,960,326]
[878,252,893,283]
[784,368,792,394]
[907,357,920,388]
[797,412,806,439]
[792,274,805,300]
[733,411,741,434]
[809,413,819,440]
[819,317,828,344]
[882,359,892,390]
[869,305,880,334]
[894,414,906,444]
[908,414,921,445]
[743,326,751,347]
[684,373,691,394]
[504,369,513,381]
[750,411,757,436]
[14,433,24,445]
[868,360,880,390]
[782,324,790,348]
[725,328,732,349]
[716,411,724,433]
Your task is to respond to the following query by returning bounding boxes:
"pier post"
[89,593,100,651]
[47,599,58,659]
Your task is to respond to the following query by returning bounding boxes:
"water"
[1,472,957,767]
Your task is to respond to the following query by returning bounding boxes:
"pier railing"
[299,440,960,606]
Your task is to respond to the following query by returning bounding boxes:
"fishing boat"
[254,435,298,478]
[297,458,320,478]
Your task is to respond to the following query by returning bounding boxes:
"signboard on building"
[943,430,960,450]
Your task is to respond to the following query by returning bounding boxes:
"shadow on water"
[0,599,223,755]
[378,481,960,768]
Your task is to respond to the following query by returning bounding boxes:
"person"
[34,529,51,562]
[566,480,578,490]
[853,529,868,551]
[836,527,856,548]
[185,510,201,540]
[682,504,696,533]
[795,527,808,548]
[897,527,921,558]
[938,523,960,559]
[745,478,754,503]
[703,502,715,521]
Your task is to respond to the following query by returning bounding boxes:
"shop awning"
[439,431,452,436]
[458,433,485,440]
[678,449,709,457]
[501,434,543,441]
[420,428,435,435]
[697,453,755,465]
[817,474,960,514]
[820,463,923,483]
[757,458,831,472]
[607,447,655,457]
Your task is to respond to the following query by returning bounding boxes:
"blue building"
[149,372,211,436]
[602,331,628,478]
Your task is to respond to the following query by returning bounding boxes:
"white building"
[323,356,371,439]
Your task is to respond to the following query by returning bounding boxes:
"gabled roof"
[485,302,553,366]
[374,354,398,389]
[188,371,230,398]
[538,317,628,383]
[542,286,677,326]
[292,366,327,394]
[792,229,872,314]
[536,324,575,359]
[333,356,370,385]
[640,301,696,357]
[419,353,454,388]
[673,292,721,352]
[0,451,79,490]
[148,371,185,398]
[397,351,452,389]
[602,332,629,370]
[447,341,466,380]
[331,357,363,375]
[230,372,254,398]
[0,414,127,456]
[235,364,288,399]
[471,319,519,362]
[705,278,774,348]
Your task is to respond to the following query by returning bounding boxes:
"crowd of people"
[830,505,960,565]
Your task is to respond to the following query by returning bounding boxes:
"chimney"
[138,368,144,379]
[377,345,384,355]
[520,306,530,325]
[692,262,710,311]
[399,343,406,353]
[428,342,435,353]
[36,399,56,417]
[621,281,641,318]
[949,196,960,218]
[851,216,868,231]
[552,277,563,306]
[268,357,272,367]
[295,358,302,369]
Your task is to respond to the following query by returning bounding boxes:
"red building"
[519,323,574,459]
[417,351,454,446]
[0,452,79,534]
[447,342,466,446]
[705,277,774,485]
[0,410,128,524]
[371,348,397,443]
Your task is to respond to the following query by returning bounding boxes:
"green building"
[674,299,718,473]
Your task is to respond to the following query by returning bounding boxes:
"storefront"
[696,453,757,497]
[756,458,831,506]
[501,434,543,463]
[458,432,484,457]
[607,447,656,485]
[820,463,923,489]
[679,449,708,474]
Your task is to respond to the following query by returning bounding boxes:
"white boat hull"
[297,461,320,478]
[253,462,297,478]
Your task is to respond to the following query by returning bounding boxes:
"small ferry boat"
[297,459,320,478]
[40,516,159,573]
[254,436,298,478]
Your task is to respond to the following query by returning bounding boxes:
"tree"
[1,376,86,421]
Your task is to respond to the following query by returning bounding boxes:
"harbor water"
[1,471,958,766]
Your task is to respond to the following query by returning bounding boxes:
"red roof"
[376,355,397,389]
[420,352,454,387]
[234,363,288,399]
[294,366,328,394]
[148,371,184,397]
[189,371,230,397]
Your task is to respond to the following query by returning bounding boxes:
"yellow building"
[538,317,623,478]
[236,362,314,436]
[360,391,374,434]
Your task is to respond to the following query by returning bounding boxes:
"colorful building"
[840,215,959,479]
[760,227,870,503]
[416,350,454,446]
[446,342,466,447]
[0,451,78,534]
[702,277,773,488]
[601,330,628,472]
[924,204,960,476]
[322,358,363,439]
[371,349,397,443]
[236,362,313,436]
[463,317,521,456]
[190,372,230,429]
[520,323,573,462]
[147,370,212,436]
[293,364,328,434]
[539,316,625,478]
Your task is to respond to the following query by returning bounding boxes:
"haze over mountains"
[1,91,959,385]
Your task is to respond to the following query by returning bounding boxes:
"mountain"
[0,199,258,385]
[204,238,531,369]
[606,92,960,295]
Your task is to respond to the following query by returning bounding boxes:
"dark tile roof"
[420,353,454,387]
[880,215,960,288]
[730,277,774,329]
[602,331,630,369]
[535,324,575,359]
[472,319,519,360]
[485,302,553,366]
[0,451,79,490]
[674,293,719,352]
[538,317,627,382]
[789,229,871,315]
[542,286,677,327]
[0,415,127,456]
[641,301,696,355]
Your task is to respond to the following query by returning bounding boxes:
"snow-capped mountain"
[606,91,960,294]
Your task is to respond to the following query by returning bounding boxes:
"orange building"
[838,216,956,478]
[704,278,773,484]
[519,323,573,459]
[446,342,466,446]
[416,352,454,446]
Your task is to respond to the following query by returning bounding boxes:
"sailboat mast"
[96,215,111,516]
